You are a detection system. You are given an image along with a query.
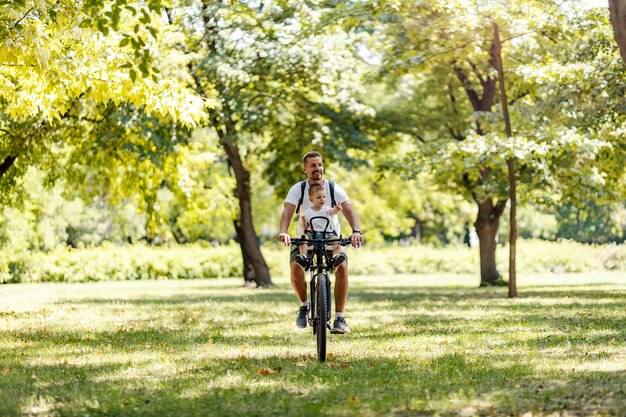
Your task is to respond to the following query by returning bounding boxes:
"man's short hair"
[308,183,324,196]
[302,151,322,166]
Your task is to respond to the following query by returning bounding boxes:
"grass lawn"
[1,273,625,416]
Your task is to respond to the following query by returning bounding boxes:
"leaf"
[130,69,137,82]
[139,62,149,77]
[119,38,130,47]
[256,368,273,375]
[96,19,109,36]
[141,10,152,24]
[79,18,93,28]
[1,368,9,375]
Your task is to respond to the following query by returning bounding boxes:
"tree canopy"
[0,0,624,286]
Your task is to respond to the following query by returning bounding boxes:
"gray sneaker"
[296,305,309,328]
[332,316,350,334]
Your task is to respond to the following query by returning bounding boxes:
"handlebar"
[290,236,353,247]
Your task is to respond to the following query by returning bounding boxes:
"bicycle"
[290,216,352,362]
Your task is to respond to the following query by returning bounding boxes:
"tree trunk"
[409,214,422,241]
[234,219,257,287]
[198,0,270,287]
[454,45,510,287]
[609,0,626,64]
[221,141,272,287]
[171,221,190,244]
[506,159,518,297]
[493,22,518,297]
[475,198,507,285]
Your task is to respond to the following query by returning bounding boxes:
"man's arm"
[278,202,296,246]
[299,215,307,233]
[340,200,364,247]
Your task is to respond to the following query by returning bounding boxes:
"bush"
[0,243,243,284]
[0,240,624,284]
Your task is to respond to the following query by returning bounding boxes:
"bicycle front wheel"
[315,273,328,362]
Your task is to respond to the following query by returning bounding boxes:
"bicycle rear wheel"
[315,273,328,362]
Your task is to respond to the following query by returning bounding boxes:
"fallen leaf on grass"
[206,340,213,346]
[256,366,283,375]
[2,368,9,375]
[347,396,360,405]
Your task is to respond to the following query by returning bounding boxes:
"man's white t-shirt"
[285,179,348,236]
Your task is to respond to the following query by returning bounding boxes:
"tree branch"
[12,7,34,29]
[494,199,508,217]
[0,156,17,179]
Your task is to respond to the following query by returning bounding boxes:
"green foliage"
[326,163,475,245]
[1,0,624,274]
[2,240,624,284]
[0,243,241,284]
[370,0,621,208]
[516,206,558,240]
[0,158,237,251]
[556,201,626,243]
[173,0,376,193]
[0,0,207,123]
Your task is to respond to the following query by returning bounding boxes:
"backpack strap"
[329,180,336,207]
[295,180,307,215]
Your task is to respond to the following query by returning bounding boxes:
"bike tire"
[316,273,328,362]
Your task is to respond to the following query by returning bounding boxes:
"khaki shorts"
[289,243,347,265]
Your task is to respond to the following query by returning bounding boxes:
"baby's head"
[308,183,326,208]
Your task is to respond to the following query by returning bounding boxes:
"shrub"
[0,240,623,284]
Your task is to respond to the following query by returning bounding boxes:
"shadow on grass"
[1,281,625,416]
[34,283,626,352]
[47,283,626,307]
[2,348,624,417]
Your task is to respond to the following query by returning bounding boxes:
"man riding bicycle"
[278,151,364,334]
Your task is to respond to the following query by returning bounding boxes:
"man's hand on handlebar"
[350,232,364,248]
[278,233,291,246]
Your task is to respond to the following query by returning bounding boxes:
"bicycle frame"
[291,216,351,361]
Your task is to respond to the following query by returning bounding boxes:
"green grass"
[1,274,625,416]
